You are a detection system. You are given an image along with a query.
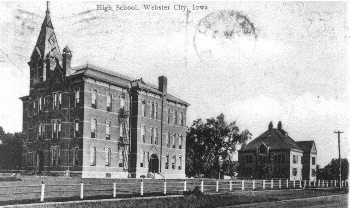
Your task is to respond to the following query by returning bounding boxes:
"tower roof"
[30,2,62,67]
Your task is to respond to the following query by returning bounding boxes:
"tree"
[186,113,251,178]
[0,127,23,170]
[317,158,349,180]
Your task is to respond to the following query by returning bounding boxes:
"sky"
[0,1,348,167]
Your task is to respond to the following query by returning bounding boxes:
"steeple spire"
[46,1,50,13]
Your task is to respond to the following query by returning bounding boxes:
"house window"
[53,93,57,109]
[141,126,146,143]
[52,120,57,139]
[165,155,169,169]
[105,148,111,166]
[57,121,61,138]
[179,135,182,149]
[38,124,42,140]
[119,150,123,167]
[179,155,182,170]
[166,132,170,147]
[312,157,315,165]
[172,134,176,148]
[278,155,282,163]
[106,122,110,140]
[140,151,145,167]
[75,90,80,107]
[173,110,177,125]
[312,169,316,177]
[39,97,42,112]
[172,155,176,170]
[282,155,286,163]
[91,119,97,138]
[167,109,171,123]
[90,146,96,166]
[141,101,146,117]
[180,112,183,126]
[150,127,154,144]
[92,90,97,108]
[259,145,266,154]
[38,123,45,140]
[150,102,154,119]
[74,119,79,138]
[107,94,112,112]
[73,147,79,167]
[119,124,124,141]
[51,147,60,166]
[155,103,158,119]
[293,155,298,163]
[58,92,62,108]
[120,97,125,109]
[154,128,158,145]
[292,168,298,176]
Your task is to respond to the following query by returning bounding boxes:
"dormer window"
[259,143,267,154]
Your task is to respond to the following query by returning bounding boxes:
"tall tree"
[186,113,251,178]
[0,127,23,170]
[317,158,349,180]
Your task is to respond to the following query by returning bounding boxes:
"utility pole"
[334,130,343,188]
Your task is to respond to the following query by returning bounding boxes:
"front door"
[149,154,159,173]
[37,151,44,174]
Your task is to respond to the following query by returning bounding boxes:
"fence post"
[80,180,84,199]
[184,179,187,192]
[279,179,281,189]
[271,179,273,189]
[40,181,45,202]
[318,180,320,187]
[293,180,295,188]
[113,181,116,198]
[141,179,144,196]
[331,180,333,187]
[252,180,255,190]
[286,179,288,189]
[322,180,324,187]
[242,180,244,191]
[326,180,328,188]
[263,180,265,189]
[313,180,316,187]
[303,180,306,189]
[164,179,167,195]
[216,180,219,192]
[342,180,344,187]
[201,179,204,193]
[299,180,302,188]
[229,179,232,192]
[309,180,311,187]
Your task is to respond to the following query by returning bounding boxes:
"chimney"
[268,121,273,130]
[277,121,282,130]
[158,76,167,94]
[62,45,72,76]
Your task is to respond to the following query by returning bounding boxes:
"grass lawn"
[10,188,348,208]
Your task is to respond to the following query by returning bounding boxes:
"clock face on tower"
[193,10,257,61]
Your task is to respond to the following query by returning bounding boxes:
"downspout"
[160,93,164,173]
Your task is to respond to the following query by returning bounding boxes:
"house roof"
[296,141,316,153]
[71,64,190,106]
[242,127,302,152]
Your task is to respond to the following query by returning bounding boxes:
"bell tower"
[28,2,62,90]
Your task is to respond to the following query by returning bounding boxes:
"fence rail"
[0,178,348,203]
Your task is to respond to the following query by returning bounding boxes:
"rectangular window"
[292,168,297,176]
[141,101,146,117]
[150,127,154,144]
[92,90,97,108]
[173,110,177,125]
[105,148,111,166]
[312,157,315,165]
[141,126,146,143]
[91,119,96,138]
[107,94,112,112]
[172,134,176,148]
[106,122,110,140]
[58,92,62,108]
[154,128,158,145]
[57,121,61,138]
[38,124,42,140]
[75,90,80,107]
[140,151,145,167]
[312,169,316,177]
[150,102,154,119]
[74,119,79,137]
[90,146,96,166]
[51,148,57,166]
[53,93,57,109]
[179,135,182,149]
[165,155,169,169]
[39,97,42,112]
[282,155,286,163]
[166,132,170,147]
[155,103,158,119]
[52,121,57,139]
[167,109,171,123]
[293,155,298,163]
[180,112,183,126]
[179,156,182,170]
[119,124,124,141]
[119,150,123,167]
[74,147,79,167]
[120,97,125,109]
[172,155,175,170]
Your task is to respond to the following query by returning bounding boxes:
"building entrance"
[149,154,159,173]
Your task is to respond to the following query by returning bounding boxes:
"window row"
[140,126,183,149]
[89,146,125,167]
[25,147,79,167]
[91,90,125,111]
[165,154,183,170]
[35,119,81,140]
[141,101,185,126]
[90,119,124,140]
[244,154,286,164]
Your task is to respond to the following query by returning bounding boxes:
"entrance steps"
[146,172,165,179]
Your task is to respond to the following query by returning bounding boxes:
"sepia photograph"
[0,1,348,207]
